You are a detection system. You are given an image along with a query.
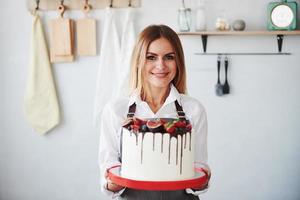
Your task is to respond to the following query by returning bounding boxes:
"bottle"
[195,0,206,31]
[178,7,192,32]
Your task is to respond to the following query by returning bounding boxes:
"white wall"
[1,0,300,199]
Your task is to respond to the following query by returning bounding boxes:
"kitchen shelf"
[178,30,300,36]
[195,52,291,56]
[178,30,300,54]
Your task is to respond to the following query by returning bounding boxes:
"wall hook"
[58,0,66,18]
[31,0,40,14]
[35,0,40,10]
[277,34,284,53]
[83,0,91,13]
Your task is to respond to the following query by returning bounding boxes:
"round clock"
[267,1,298,30]
[271,4,294,27]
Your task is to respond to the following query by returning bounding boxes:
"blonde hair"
[129,25,187,96]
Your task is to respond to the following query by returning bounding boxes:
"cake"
[120,117,194,181]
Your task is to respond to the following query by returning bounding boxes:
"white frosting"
[121,128,195,181]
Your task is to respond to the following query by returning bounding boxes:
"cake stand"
[107,163,209,191]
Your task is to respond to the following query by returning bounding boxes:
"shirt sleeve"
[185,102,210,196]
[194,105,208,165]
[98,103,125,198]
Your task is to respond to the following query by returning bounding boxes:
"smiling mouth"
[151,72,169,78]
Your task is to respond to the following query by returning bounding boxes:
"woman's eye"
[165,55,175,60]
[146,55,156,61]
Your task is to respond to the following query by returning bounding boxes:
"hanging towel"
[93,8,121,126]
[116,7,136,97]
[24,13,60,134]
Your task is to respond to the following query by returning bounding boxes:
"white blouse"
[98,85,209,198]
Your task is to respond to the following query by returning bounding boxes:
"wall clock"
[267,0,297,30]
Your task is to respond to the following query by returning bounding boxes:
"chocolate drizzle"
[176,138,178,165]
[153,134,155,151]
[168,137,171,164]
[136,133,138,145]
[161,136,164,153]
[168,130,191,175]
[184,134,187,149]
[141,133,145,164]
[180,134,183,174]
[189,132,192,151]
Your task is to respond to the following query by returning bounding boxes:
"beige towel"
[24,13,60,134]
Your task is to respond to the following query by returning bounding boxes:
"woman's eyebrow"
[146,52,158,55]
[146,52,175,55]
[165,52,175,55]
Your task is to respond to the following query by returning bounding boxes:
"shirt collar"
[127,84,182,107]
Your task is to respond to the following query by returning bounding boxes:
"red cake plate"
[107,163,209,191]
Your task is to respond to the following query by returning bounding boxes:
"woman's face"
[142,37,177,90]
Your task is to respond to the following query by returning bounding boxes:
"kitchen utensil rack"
[178,30,300,55]
[195,52,291,56]
[27,0,141,11]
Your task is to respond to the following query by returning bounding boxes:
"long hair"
[129,25,187,95]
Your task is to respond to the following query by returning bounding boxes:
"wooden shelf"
[178,30,300,53]
[195,52,291,56]
[178,30,300,36]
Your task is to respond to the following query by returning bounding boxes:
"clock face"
[271,5,294,27]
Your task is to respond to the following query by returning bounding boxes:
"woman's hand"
[105,171,125,192]
[191,183,209,191]
[203,167,211,180]
[192,167,211,191]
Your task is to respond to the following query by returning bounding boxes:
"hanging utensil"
[215,55,223,96]
[223,56,230,94]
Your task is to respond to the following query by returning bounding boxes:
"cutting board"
[50,19,74,62]
[50,18,73,56]
[76,18,97,56]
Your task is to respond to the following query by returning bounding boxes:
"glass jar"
[195,0,206,31]
[178,7,191,32]
[215,9,231,31]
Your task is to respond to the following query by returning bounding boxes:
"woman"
[99,25,210,199]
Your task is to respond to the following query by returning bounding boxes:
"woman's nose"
[155,58,166,69]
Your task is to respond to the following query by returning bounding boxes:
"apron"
[118,100,199,200]
[93,8,120,126]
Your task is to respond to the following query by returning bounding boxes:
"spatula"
[215,56,223,96]
[223,56,230,94]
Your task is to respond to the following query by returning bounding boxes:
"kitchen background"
[1,0,300,199]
